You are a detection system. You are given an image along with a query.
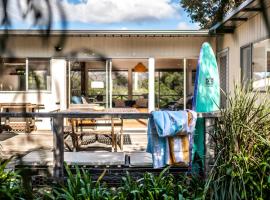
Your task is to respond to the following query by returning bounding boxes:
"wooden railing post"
[204,117,217,176]
[52,114,64,179]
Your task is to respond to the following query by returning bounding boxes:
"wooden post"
[204,117,216,176]
[52,115,64,179]
[183,58,187,110]
[148,58,155,112]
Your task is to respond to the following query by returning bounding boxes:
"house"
[0,0,269,131]
[211,0,270,97]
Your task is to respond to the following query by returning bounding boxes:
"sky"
[5,0,200,30]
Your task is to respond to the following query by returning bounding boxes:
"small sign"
[91,81,104,89]
[205,77,214,86]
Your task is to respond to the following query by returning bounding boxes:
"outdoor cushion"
[125,100,136,107]
[135,98,148,108]
[114,99,126,108]
[81,96,89,104]
[71,96,83,104]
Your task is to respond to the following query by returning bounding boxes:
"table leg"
[120,118,124,151]
[111,118,117,152]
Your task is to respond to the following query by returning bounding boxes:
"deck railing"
[0,111,219,179]
[0,111,150,179]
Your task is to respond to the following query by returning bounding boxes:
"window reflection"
[0,58,26,91]
[252,39,270,91]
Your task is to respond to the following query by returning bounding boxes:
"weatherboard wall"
[217,4,270,92]
[3,35,215,59]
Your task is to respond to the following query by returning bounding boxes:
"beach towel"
[147,110,197,168]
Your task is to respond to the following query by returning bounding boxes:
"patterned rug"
[81,134,132,145]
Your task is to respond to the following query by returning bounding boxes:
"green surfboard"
[193,42,220,112]
[192,42,220,172]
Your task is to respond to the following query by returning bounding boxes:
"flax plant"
[204,85,270,200]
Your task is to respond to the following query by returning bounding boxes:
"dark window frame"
[240,43,253,89]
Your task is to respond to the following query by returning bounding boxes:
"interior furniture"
[0,103,44,133]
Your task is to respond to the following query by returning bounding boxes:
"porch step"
[17,151,154,168]
[18,151,125,166]
[129,152,153,167]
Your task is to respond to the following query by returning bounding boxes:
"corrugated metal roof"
[0,30,210,37]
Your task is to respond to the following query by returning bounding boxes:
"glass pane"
[0,58,26,91]
[157,71,184,109]
[88,71,106,102]
[112,71,128,100]
[219,52,228,108]
[241,45,252,86]
[252,38,270,91]
[28,59,51,90]
[70,62,82,97]
[132,72,148,100]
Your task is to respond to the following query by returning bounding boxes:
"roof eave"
[0,29,211,37]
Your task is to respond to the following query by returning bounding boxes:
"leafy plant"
[46,165,205,200]
[0,159,26,200]
[204,86,270,199]
[46,164,113,200]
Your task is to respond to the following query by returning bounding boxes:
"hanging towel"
[147,110,197,168]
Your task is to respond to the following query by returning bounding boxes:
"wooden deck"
[0,126,148,159]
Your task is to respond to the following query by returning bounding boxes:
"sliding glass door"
[68,58,197,110]
[69,60,109,107]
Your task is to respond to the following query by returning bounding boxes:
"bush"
[0,159,26,200]
[46,165,204,200]
[204,86,270,200]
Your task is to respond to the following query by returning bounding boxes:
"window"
[252,39,270,91]
[241,44,252,88]
[0,58,26,91]
[70,62,82,96]
[0,58,51,92]
[132,72,148,99]
[112,71,128,100]
[88,71,106,101]
[218,48,229,108]
[28,59,51,90]
[155,70,184,109]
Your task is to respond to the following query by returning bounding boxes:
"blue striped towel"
[146,110,197,168]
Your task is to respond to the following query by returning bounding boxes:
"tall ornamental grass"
[205,86,270,200]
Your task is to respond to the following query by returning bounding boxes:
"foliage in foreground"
[0,159,26,200]
[45,165,204,200]
[204,86,270,199]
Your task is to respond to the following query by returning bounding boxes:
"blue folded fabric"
[71,96,83,104]
[146,110,197,168]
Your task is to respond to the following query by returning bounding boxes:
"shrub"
[46,165,204,200]
[204,86,270,200]
[0,159,26,200]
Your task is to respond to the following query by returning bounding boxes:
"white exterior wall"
[217,5,270,92]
